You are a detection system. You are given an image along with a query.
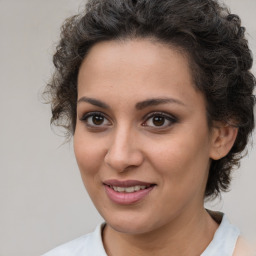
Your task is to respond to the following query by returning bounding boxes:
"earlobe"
[209,123,238,160]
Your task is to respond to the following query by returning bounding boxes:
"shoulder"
[42,233,92,256]
[233,237,255,256]
[42,223,107,256]
[204,210,256,256]
[202,211,241,255]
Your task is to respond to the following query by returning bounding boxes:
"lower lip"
[104,185,155,205]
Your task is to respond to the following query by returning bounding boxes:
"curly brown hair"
[45,0,255,199]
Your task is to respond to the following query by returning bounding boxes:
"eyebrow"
[135,98,185,110]
[77,97,110,109]
[77,96,185,110]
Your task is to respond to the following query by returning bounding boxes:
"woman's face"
[74,39,217,234]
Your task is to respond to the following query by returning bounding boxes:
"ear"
[209,122,238,160]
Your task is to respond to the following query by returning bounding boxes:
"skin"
[74,39,237,256]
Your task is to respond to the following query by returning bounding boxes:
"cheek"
[73,130,106,179]
[73,131,108,205]
[148,137,210,216]
[149,131,211,190]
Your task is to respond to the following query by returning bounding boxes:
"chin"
[108,221,152,235]
[103,211,160,235]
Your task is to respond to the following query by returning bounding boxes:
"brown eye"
[142,112,177,129]
[81,112,111,128]
[152,116,165,126]
[92,115,104,125]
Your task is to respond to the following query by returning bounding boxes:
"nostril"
[104,147,144,172]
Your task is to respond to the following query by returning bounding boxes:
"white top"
[43,212,240,256]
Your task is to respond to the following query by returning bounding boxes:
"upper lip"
[103,179,155,187]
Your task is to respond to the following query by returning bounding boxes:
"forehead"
[79,39,192,80]
[77,39,204,110]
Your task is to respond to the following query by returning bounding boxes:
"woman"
[43,0,255,255]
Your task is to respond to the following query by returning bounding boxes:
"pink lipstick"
[103,179,156,205]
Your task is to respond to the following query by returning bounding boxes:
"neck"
[103,207,219,256]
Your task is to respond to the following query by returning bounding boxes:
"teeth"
[117,187,125,192]
[134,185,140,191]
[125,186,134,192]
[112,185,148,193]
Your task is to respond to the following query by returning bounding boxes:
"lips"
[103,179,153,187]
[103,179,156,205]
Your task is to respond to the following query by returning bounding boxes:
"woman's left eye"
[142,113,177,128]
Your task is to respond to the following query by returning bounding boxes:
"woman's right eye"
[80,112,111,128]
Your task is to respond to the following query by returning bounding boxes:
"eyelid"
[143,111,177,121]
[142,111,177,127]
[80,111,105,120]
[80,111,112,127]
[79,111,177,129]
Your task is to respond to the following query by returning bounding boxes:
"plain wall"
[0,0,255,255]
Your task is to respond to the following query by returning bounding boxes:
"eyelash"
[142,112,177,129]
[80,111,177,130]
[80,112,111,129]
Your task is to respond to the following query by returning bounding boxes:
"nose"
[104,127,144,172]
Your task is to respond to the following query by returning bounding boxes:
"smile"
[111,185,150,193]
[103,180,156,205]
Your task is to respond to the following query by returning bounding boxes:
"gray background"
[0,0,255,255]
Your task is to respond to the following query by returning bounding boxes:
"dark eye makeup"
[79,111,178,130]
[80,111,112,128]
[142,111,178,129]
